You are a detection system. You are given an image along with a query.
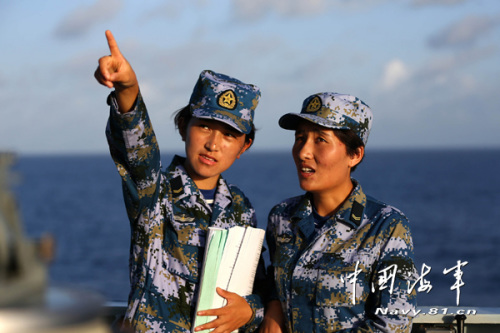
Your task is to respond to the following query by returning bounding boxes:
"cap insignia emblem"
[305,96,321,113]
[218,90,237,110]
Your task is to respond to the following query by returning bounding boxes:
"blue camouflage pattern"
[279,92,373,145]
[190,70,261,134]
[266,181,418,332]
[105,91,265,332]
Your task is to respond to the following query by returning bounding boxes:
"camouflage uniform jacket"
[266,181,418,332]
[105,92,264,332]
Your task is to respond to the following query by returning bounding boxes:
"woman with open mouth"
[261,92,418,333]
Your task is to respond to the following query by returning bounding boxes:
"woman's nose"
[205,132,221,151]
[295,139,312,161]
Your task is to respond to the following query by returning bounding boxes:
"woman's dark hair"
[173,105,255,149]
[333,129,365,172]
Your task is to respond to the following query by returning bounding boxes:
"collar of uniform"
[335,179,367,229]
[167,155,232,205]
[291,180,366,231]
[291,192,314,222]
[290,193,315,239]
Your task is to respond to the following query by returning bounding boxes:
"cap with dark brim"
[278,92,373,145]
[192,108,251,134]
[279,113,352,131]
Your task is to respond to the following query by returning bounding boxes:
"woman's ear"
[236,138,253,159]
[349,146,364,168]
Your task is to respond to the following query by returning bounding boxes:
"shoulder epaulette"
[349,201,364,227]
[171,176,184,198]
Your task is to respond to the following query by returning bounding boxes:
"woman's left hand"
[194,287,253,333]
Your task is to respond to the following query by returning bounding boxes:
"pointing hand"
[94,30,137,90]
[94,30,139,112]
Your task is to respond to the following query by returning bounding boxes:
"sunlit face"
[183,118,251,190]
[292,121,360,197]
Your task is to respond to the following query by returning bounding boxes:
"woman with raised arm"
[95,30,266,333]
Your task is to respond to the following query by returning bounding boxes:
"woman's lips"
[199,154,217,165]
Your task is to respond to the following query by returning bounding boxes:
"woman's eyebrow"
[317,129,333,136]
[295,128,331,136]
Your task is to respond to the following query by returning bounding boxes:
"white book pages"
[212,226,246,309]
[227,227,265,296]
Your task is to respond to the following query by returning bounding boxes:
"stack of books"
[192,226,265,332]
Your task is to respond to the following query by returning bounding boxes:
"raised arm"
[94,30,139,113]
[98,30,161,220]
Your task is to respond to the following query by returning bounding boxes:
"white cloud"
[231,0,349,21]
[378,47,494,101]
[379,59,411,91]
[417,45,496,81]
[3,0,500,154]
[54,0,122,39]
[411,0,467,6]
[138,2,189,23]
[428,14,500,49]
[368,45,500,148]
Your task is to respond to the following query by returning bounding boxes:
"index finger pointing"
[105,30,122,57]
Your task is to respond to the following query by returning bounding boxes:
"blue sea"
[12,149,500,307]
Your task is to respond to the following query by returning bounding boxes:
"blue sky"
[1,0,499,154]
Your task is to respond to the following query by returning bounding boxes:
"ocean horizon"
[12,148,500,307]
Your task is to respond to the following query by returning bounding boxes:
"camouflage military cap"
[279,92,373,145]
[189,70,261,134]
